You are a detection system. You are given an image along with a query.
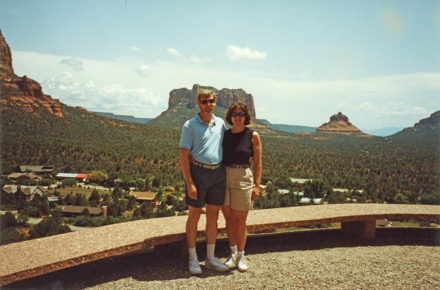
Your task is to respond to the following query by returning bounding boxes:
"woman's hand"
[252,186,260,200]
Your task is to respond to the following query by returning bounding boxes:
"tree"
[89,171,109,185]
[40,178,53,186]
[0,211,18,229]
[29,209,71,239]
[135,178,146,191]
[62,178,77,187]
[111,187,124,201]
[152,176,161,188]
[304,180,332,199]
[88,189,100,207]
[173,199,188,212]
[326,192,347,204]
[1,228,26,245]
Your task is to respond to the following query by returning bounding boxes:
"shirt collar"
[196,114,217,126]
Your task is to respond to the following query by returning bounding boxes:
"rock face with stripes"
[0,31,64,117]
[168,84,256,118]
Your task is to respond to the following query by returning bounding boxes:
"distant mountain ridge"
[93,112,152,124]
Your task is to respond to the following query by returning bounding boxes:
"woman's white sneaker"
[224,254,237,268]
[237,255,249,272]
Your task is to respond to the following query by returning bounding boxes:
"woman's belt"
[225,164,250,168]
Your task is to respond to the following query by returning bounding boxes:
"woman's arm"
[252,131,262,200]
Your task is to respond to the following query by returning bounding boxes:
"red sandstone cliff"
[168,84,257,118]
[0,31,64,117]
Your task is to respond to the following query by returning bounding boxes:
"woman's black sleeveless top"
[222,127,254,165]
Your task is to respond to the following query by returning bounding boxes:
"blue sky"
[1,0,439,133]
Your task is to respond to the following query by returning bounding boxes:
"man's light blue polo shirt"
[179,114,227,165]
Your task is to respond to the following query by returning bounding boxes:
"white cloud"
[131,45,144,53]
[59,57,84,71]
[166,48,180,57]
[11,50,440,128]
[226,45,267,61]
[41,72,162,117]
[165,48,210,64]
[135,64,151,77]
[185,55,211,65]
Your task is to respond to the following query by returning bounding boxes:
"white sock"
[230,245,238,255]
[206,244,215,261]
[188,247,197,260]
[237,251,245,258]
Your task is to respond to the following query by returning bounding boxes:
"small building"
[7,173,41,184]
[333,188,350,193]
[56,205,103,217]
[278,189,290,195]
[129,191,157,205]
[56,173,89,182]
[293,191,304,196]
[2,185,46,202]
[299,197,323,205]
[290,178,313,184]
[19,165,54,175]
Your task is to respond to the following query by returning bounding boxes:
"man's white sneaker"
[237,255,249,272]
[224,254,237,269]
[188,257,202,275]
[205,257,229,272]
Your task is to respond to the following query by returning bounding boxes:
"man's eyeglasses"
[231,112,246,118]
[201,99,215,105]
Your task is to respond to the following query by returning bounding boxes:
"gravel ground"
[6,228,440,290]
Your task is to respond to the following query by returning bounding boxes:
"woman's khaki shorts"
[223,166,254,211]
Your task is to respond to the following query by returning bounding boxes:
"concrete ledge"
[0,204,439,286]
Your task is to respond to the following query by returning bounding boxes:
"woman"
[222,102,262,272]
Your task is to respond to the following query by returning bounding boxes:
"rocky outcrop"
[168,84,256,117]
[393,110,440,137]
[0,31,64,117]
[315,112,370,137]
[404,110,440,132]
[0,31,14,81]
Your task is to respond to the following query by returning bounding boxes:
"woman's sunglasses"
[201,99,215,105]
[231,112,246,118]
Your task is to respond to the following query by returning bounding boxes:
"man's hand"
[187,182,198,200]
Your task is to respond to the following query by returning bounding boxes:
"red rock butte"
[315,112,371,137]
[0,31,64,118]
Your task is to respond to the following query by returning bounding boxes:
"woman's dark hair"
[225,102,251,125]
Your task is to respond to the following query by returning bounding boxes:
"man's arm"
[179,148,197,200]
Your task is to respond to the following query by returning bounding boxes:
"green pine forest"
[1,104,439,205]
[1,103,439,244]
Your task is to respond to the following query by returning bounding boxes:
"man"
[179,90,229,275]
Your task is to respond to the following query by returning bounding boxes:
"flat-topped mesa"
[168,84,256,118]
[315,112,370,137]
[0,31,64,117]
